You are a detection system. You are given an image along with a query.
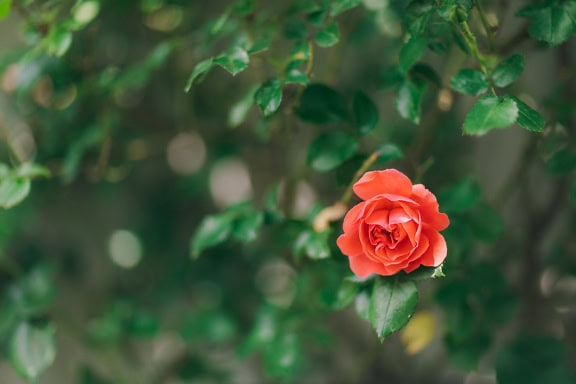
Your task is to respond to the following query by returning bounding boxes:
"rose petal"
[336,233,363,257]
[411,184,450,230]
[365,210,389,226]
[419,231,447,267]
[389,207,413,225]
[348,254,396,277]
[342,203,365,233]
[353,169,413,200]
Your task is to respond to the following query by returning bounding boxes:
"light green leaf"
[9,322,56,381]
[185,58,214,92]
[369,278,418,341]
[395,79,427,124]
[214,47,249,75]
[307,132,359,172]
[399,37,427,73]
[315,22,340,47]
[492,54,525,88]
[376,143,404,163]
[518,2,576,46]
[355,290,370,321]
[331,0,362,16]
[352,91,379,135]
[0,177,31,209]
[15,163,50,179]
[463,95,518,135]
[511,97,546,132]
[255,79,283,116]
[191,213,234,258]
[294,230,331,260]
[450,69,489,96]
[333,280,360,309]
[284,68,309,85]
[232,210,264,243]
[0,0,12,21]
[47,27,73,57]
[228,87,257,127]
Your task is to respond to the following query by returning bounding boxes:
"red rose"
[336,169,449,277]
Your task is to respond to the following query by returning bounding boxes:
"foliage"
[0,0,576,382]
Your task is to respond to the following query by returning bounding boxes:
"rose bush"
[337,169,449,277]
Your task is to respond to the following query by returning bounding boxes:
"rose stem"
[339,151,380,206]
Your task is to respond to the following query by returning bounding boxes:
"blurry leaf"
[214,47,250,75]
[233,0,254,16]
[450,69,489,96]
[46,26,73,57]
[284,19,308,39]
[180,310,236,344]
[446,331,491,371]
[380,65,403,89]
[255,79,283,116]
[0,299,17,339]
[9,322,56,382]
[240,305,278,356]
[468,203,504,243]
[571,177,576,206]
[518,2,576,46]
[72,1,100,27]
[126,312,159,338]
[264,333,301,380]
[355,290,371,321]
[294,230,331,260]
[369,277,418,341]
[15,163,50,179]
[191,213,234,258]
[376,143,404,163]
[307,132,359,172]
[248,35,272,54]
[463,95,518,135]
[512,97,546,132]
[546,148,576,175]
[284,68,309,85]
[332,280,359,309]
[228,87,257,127]
[352,91,379,135]
[0,0,11,21]
[437,177,481,213]
[331,0,362,16]
[232,210,264,243]
[496,334,574,384]
[290,41,311,62]
[297,84,348,124]
[399,37,427,73]
[401,311,436,355]
[406,264,445,281]
[185,58,214,92]
[411,63,442,87]
[315,22,340,47]
[9,265,56,316]
[0,177,30,209]
[395,79,427,124]
[492,54,525,88]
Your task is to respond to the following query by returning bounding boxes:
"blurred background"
[0,0,575,383]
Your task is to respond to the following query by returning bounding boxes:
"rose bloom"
[337,169,449,277]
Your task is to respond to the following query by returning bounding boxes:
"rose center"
[370,224,401,247]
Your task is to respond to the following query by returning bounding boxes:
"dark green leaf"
[380,66,403,89]
[285,67,309,85]
[315,22,340,47]
[255,79,283,116]
[294,230,331,260]
[185,58,214,92]
[547,148,576,175]
[376,143,404,163]
[450,69,489,96]
[307,132,359,172]
[264,333,301,380]
[9,322,56,381]
[437,177,481,213]
[0,177,31,209]
[180,310,236,343]
[297,84,348,124]
[463,95,518,135]
[0,0,11,21]
[352,91,379,135]
[232,210,264,243]
[405,265,445,281]
[492,54,525,88]
[468,203,504,243]
[511,97,546,132]
[331,0,362,16]
[126,312,160,338]
[395,79,427,124]
[411,63,442,87]
[399,37,427,73]
[332,280,360,309]
[284,19,308,40]
[10,265,56,316]
[214,47,250,75]
[518,2,576,46]
[191,213,234,258]
[496,334,574,384]
[369,278,418,341]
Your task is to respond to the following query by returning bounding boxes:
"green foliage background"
[0,0,576,382]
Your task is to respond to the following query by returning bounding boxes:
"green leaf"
[191,213,234,258]
[332,280,360,309]
[405,265,445,281]
[492,54,525,88]
[296,84,348,124]
[380,65,403,89]
[10,265,56,316]
[352,91,379,135]
[231,210,264,243]
[0,177,31,209]
[518,2,576,46]
[376,143,404,163]
[214,47,250,75]
[307,132,359,172]
[437,177,481,213]
[15,163,50,179]
[496,334,574,384]
[315,22,340,47]
[264,333,301,380]
[395,79,427,124]
[511,97,546,132]
[284,67,309,85]
[180,310,236,344]
[294,230,331,260]
[399,37,427,73]
[228,87,257,127]
[450,69,489,96]
[463,95,518,135]
[255,79,283,116]
[369,278,418,341]
[331,0,362,16]
[46,26,73,57]
[185,58,214,92]
[9,322,56,382]
[0,0,12,21]
[354,290,370,321]
[547,148,576,175]
[468,203,505,243]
